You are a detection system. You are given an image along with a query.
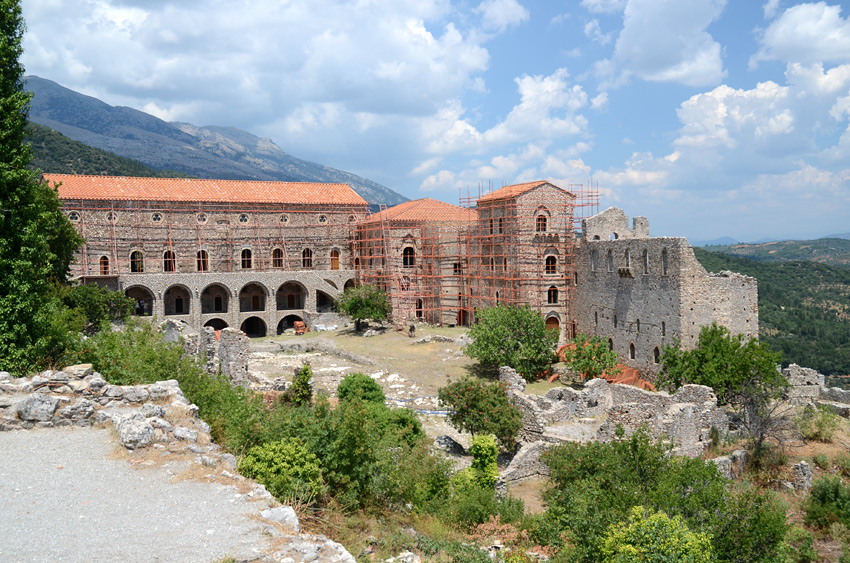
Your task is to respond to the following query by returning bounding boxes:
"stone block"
[17,393,59,422]
[261,506,301,533]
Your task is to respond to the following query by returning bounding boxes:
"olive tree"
[335,284,391,331]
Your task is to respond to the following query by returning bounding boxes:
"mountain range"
[24,76,407,206]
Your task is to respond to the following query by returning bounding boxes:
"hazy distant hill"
[24,76,407,206]
[702,238,850,269]
[26,123,193,178]
[694,248,850,376]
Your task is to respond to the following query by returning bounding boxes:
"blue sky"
[21,0,850,241]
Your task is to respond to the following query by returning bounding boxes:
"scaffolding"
[355,181,600,333]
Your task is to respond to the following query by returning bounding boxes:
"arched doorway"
[201,284,229,314]
[239,283,266,312]
[344,279,356,291]
[204,318,228,331]
[125,286,154,316]
[164,285,191,315]
[416,299,423,320]
[276,282,306,310]
[277,315,304,334]
[240,316,267,338]
[545,316,560,331]
[316,290,335,312]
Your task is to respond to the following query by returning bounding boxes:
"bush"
[778,526,819,563]
[835,453,850,477]
[335,284,391,330]
[797,405,839,443]
[804,476,850,529]
[281,363,313,407]
[813,453,831,470]
[60,283,134,334]
[338,372,386,404]
[469,435,499,489]
[237,438,325,502]
[465,303,558,380]
[599,506,713,562]
[561,332,620,380]
[438,376,522,451]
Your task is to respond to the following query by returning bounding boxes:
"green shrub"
[338,372,385,404]
[469,435,499,489]
[281,363,313,407]
[797,405,839,443]
[438,376,522,450]
[804,476,850,529]
[443,470,500,529]
[836,453,850,477]
[830,521,850,544]
[237,438,325,502]
[814,453,831,470]
[778,526,819,563]
[599,506,713,562]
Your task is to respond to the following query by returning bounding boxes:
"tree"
[465,303,558,380]
[438,376,522,450]
[561,332,620,380]
[335,284,391,331]
[0,0,82,373]
[337,372,386,404]
[658,323,789,456]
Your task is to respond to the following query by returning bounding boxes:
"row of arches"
[125,279,355,317]
[200,315,306,338]
[109,248,343,274]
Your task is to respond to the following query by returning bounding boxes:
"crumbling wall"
[160,320,249,385]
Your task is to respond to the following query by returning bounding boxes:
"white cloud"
[412,157,443,175]
[763,0,781,20]
[590,92,609,110]
[475,0,530,32]
[420,169,458,191]
[598,0,727,88]
[580,0,627,14]
[751,2,850,67]
[584,19,613,45]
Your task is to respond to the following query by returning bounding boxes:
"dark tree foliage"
[438,376,522,450]
[0,1,83,373]
[335,284,391,331]
[694,247,850,376]
[337,372,386,404]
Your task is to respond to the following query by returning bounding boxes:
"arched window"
[545,256,557,275]
[163,250,176,272]
[330,249,340,270]
[662,248,669,275]
[402,247,415,268]
[99,255,109,275]
[197,250,209,272]
[607,250,613,272]
[130,251,144,273]
[591,250,598,271]
[272,248,284,268]
[241,248,252,269]
[536,215,547,233]
[302,248,313,269]
[625,249,631,268]
[629,343,636,360]
[653,347,661,364]
[642,249,649,274]
[547,286,558,304]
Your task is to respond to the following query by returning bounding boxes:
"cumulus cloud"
[581,0,627,14]
[751,2,850,67]
[475,0,530,32]
[584,19,614,45]
[597,0,727,88]
[763,0,781,19]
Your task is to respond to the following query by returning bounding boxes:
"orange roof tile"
[361,198,477,224]
[476,180,567,203]
[46,174,368,206]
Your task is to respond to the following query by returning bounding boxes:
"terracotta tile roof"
[46,174,368,206]
[361,198,477,224]
[476,180,568,203]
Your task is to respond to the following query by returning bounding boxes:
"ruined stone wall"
[574,207,757,376]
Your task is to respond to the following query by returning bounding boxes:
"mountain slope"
[24,76,406,205]
[701,238,850,269]
[25,123,193,178]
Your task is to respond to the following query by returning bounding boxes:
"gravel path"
[0,427,273,563]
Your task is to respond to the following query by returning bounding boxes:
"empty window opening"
[130,251,144,273]
[607,250,613,272]
[661,321,666,337]
[608,338,614,351]
[594,311,598,327]
[610,232,618,240]
[625,249,630,268]
[416,299,423,319]
[591,250,598,271]
[614,314,618,328]
[197,250,208,272]
[453,262,462,276]
[642,249,648,274]
[175,297,185,314]
[403,247,415,268]
[163,250,176,272]
[214,296,223,312]
[241,249,252,269]
[636,319,641,333]
[662,248,669,275]
[653,347,661,364]
[629,343,636,360]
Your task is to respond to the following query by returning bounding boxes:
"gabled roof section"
[46,174,368,206]
[476,180,570,204]
[361,198,477,225]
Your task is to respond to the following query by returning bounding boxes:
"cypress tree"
[0,0,81,373]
